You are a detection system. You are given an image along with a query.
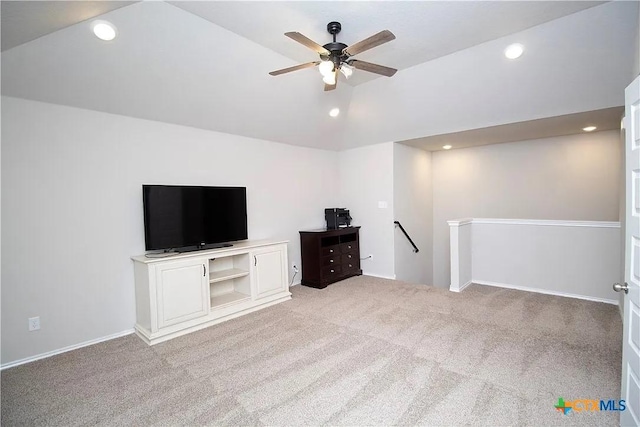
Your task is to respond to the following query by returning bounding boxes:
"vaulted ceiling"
[1,1,638,150]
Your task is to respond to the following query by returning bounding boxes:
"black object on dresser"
[324,208,352,229]
[299,227,362,289]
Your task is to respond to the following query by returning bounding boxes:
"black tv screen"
[143,185,247,251]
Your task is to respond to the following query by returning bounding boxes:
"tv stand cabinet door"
[155,259,209,329]
[252,245,288,299]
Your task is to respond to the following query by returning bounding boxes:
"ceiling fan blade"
[343,30,395,56]
[285,32,330,55]
[269,61,320,76]
[349,60,397,77]
[324,70,338,91]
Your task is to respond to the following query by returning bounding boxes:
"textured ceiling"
[0,1,137,51]
[399,107,624,152]
[0,1,637,151]
[170,1,605,86]
[1,1,605,83]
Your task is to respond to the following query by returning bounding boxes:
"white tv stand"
[131,240,290,345]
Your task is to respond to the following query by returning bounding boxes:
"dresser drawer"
[341,242,358,253]
[341,252,357,264]
[321,245,340,256]
[321,264,342,278]
[342,261,359,274]
[322,254,341,267]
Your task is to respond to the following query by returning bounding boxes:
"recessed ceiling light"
[504,43,524,59]
[329,108,340,117]
[92,20,117,41]
[583,126,597,132]
[442,145,452,150]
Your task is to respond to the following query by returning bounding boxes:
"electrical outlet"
[28,316,40,331]
[369,254,374,260]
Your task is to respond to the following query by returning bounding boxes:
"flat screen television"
[143,185,247,252]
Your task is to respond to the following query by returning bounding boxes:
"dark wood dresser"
[299,227,362,289]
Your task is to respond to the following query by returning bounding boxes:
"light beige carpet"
[1,276,623,426]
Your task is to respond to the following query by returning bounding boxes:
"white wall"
[393,144,432,284]
[432,131,622,287]
[471,220,621,303]
[338,142,395,279]
[1,96,339,365]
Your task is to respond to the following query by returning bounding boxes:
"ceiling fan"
[269,21,397,91]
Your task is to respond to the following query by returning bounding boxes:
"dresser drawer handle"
[348,255,352,258]
[330,249,334,253]
[348,245,351,249]
[349,264,352,268]
[330,259,334,263]
[330,269,334,273]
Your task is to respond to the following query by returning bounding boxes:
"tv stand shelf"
[211,291,250,308]
[210,268,249,283]
[131,239,290,345]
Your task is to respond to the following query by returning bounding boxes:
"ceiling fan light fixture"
[322,73,336,85]
[329,108,340,117]
[340,63,353,79]
[318,60,334,76]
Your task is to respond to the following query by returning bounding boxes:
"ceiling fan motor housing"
[322,22,349,68]
[321,42,348,66]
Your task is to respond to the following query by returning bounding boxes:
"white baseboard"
[472,280,619,305]
[450,280,473,293]
[1,329,135,371]
[364,273,397,280]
